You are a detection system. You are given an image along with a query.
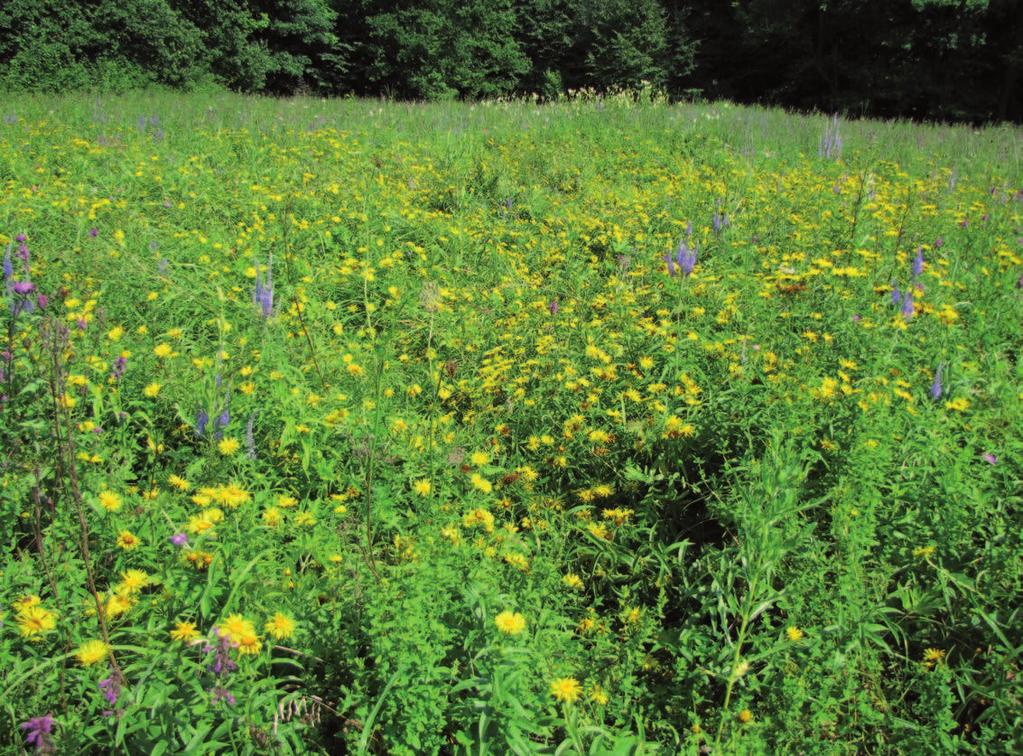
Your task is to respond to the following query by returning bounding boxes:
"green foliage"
[0,92,1022,753]
[579,0,670,91]
[0,0,1019,121]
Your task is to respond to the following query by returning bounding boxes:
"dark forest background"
[1,0,1020,123]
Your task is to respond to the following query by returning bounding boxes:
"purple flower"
[205,629,238,677]
[253,257,273,318]
[912,247,924,278]
[12,280,34,295]
[111,356,127,381]
[676,240,698,277]
[901,293,915,321]
[851,313,861,322]
[2,244,11,281]
[170,532,188,547]
[934,237,944,249]
[930,366,943,400]
[982,453,998,465]
[211,686,236,706]
[245,411,257,459]
[548,298,558,316]
[663,252,677,276]
[15,233,25,243]
[196,408,209,437]
[712,211,727,233]
[36,294,47,310]
[99,669,122,709]
[891,283,902,306]
[89,227,98,238]
[20,714,54,752]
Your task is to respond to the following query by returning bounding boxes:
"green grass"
[1,91,1021,754]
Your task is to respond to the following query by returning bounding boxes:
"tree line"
[1,0,1020,123]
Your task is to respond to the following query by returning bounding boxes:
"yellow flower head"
[218,437,241,456]
[236,632,263,655]
[143,382,162,398]
[219,613,257,645]
[412,479,431,496]
[98,491,123,512]
[550,677,582,703]
[16,605,57,638]
[116,530,140,550]
[117,569,150,595]
[923,648,946,668]
[494,610,526,635]
[786,626,805,642]
[264,612,296,640]
[76,639,110,666]
[170,621,200,642]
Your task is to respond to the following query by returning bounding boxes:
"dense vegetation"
[0,91,1021,753]
[1,0,1021,122]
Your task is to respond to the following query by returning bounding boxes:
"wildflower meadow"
[1,92,1022,753]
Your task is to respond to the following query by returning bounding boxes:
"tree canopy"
[0,0,1019,122]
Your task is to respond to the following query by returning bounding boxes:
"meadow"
[1,91,1021,753]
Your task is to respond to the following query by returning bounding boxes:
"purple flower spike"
[20,714,54,752]
[36,294,48,310]
[547,298,558,316]
[245,411,257,459]
[253,257,274,318]
[12,280,35,295]
[2,244,12,281]
[196,408,209,437]
[901,293,915,321]
[982,453,998,465]
[676,240,698,277]
[99,669,122,708]
[930,366,943,401]
[891,283,902,306]
[663,253,677,277]
[211,686,236,706]
[912,247,924,278]
[111,356,127,381]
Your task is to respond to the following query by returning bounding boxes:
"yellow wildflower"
[76,640,109,666]
[494,611,526,635]
[550,677,582,703]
